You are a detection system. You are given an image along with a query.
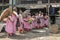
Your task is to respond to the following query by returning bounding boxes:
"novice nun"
[39,12,44,28]
[35,12,41,29]
[18,10,23,33]
[5,13,17,37]
[43,14,49,27]
[22,10,31,32]
[31,15,37,29]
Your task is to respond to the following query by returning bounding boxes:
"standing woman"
[1,6,17,37]
[18,10,23,33]
[11,13,17,35]
[13,7,19,29]
[4,13,17,37]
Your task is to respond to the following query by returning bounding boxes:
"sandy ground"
[0,29,60,40]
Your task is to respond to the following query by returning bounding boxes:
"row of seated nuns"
[2,7,49,36]
[17,10,49,33]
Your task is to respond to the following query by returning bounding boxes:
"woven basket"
[49,24,58,33]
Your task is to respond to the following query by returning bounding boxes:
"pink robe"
[32,18,37,28]
[44,19,48,26]
[44,16,48,27]
[36,15,44,28]
[19,16,23,30]
[5,14,17,34]
[36,15,42,28]
[12,14,17,33]
[28,17,33,30]
[40,15,44,28]
[29,23,32,30]
[23,18,30,31]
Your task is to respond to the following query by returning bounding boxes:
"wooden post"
[9,0,13,13]
[48,0,50,16]
[12,0,13,13]
[48,0,50,27]
[2,0,4,11]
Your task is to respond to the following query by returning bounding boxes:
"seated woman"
[31,15,37,29]
[23,15,30,32]
[43,14,49,27]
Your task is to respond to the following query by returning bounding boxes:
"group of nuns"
[0,7,49,37]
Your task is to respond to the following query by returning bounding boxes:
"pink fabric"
[36,15,44,28]
[29,24,32,29]
[44,19,48,26]
[32,18,37,28]
[44,16,48,26]
[35,16,39,28]
[39,15,44,28]
[19,16,32,31]
[5,19,14,33]
[23,18,31,30]
[5,14,17,34]
[40,18,44,27]
[28,16,33,29]
[19,17,23,30]
[12,14,17,33]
